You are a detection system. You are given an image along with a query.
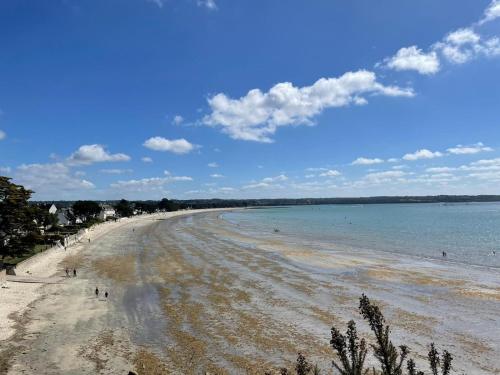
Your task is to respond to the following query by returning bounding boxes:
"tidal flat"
[1,210,499,374]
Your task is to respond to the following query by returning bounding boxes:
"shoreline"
[0,208,498,374]
[0,208,234,343]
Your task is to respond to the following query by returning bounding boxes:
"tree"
[72,200,101,222]
[158,198,179,212]
[0,177,39,261]
[115,199,134,217]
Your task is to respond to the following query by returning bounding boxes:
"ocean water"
[223,203,500,268]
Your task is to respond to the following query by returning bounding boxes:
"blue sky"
[1,0,500,200]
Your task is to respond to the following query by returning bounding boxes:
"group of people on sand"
[95,287,109,299]
[65,268,77,277]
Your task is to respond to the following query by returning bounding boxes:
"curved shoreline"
[0,208,234,343]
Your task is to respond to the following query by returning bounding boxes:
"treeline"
[174,195,500,209]
[39,195,500,211]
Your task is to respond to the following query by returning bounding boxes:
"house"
[57,209,71,226]
[48,204,57,214]
[99,205,116,221]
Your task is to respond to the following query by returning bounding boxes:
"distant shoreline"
[33,195,500,209]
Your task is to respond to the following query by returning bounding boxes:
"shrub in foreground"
[275,294,452,375]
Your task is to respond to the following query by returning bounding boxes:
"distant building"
[99,205,116,221]
[48,204,57,214]
[57,209,71,226]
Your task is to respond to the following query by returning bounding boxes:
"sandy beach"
[1,209,499,374]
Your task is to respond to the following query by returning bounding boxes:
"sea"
[222,202,500,268]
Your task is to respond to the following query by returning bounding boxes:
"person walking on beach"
[73,268,77,277]
[95,287,99,297]
[65,268,69,277]
[105,291,109,299]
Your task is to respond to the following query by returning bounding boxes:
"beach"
[1,209,499,374]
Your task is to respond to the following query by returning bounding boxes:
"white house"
[99,205,116,221]
[48,204,57,214]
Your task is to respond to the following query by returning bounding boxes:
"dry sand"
[1,209,499,375]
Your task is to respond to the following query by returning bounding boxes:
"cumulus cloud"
[447,142,493,155]
[208,162,219,168]
[262,174,288,182]
[210,173,224,178]
[67,144,130,165]
[403,149,443,161]
[203,70,413,142]
[352,157,384,165]
[100,169,133,174]
[172,115,184,125]
[141,157,153,163]
[13,163,95,199]
[243,182,272,189]
[110,173,192,192]
[0,166,12,174]
[479,0,500,24]
[426,167,456,173]
[384,46,440,75]
[0,130,6,140]
[143,137,197,154]
[384,1,500,75]
[197,0,217,10]
[319,169,341,177]
[364,170,407,183]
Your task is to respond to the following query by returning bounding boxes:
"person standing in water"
[95,287,99,297]
[105,291,109,299]
[73,268,77,277]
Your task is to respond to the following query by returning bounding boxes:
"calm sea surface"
[223,203,500,268]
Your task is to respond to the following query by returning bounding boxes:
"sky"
[1,0,500,200]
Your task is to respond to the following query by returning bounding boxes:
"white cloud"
[143,137,197,154]
[434,28,500,65]
[0,166,12,174]
[426,167,456,173]
[387,158,399,163]
[319,169,341,177]
[306,167,328,172]
[210,173,224,178]
[352,157,384,165]
[403,149,443,161]
[208,162,219,168]
[479,0,500,24]
[469,157,500,166]
[0,130,5,140]
[203,70,413,142]
[147,0,163,8]
[447,142,493,155]
[111,174,192,191]
[13,163,95,199]
[197,0,217,10]
[243,182,271,189]
[67,144,130,165]
[172,115,184,125]
[262,174,288,182]
[141,157,153,163]
[384,46,440,75]
[364,170,407,183]
[100,169,133,174]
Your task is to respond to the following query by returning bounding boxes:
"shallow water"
[224,203,500,268]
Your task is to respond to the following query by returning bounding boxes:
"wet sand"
[1,210,499,374]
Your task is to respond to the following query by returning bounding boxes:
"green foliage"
[72,200,101,221]
[275,295,453,375]
[158,198,179,212]
[359,294,409,375]
[330,320,368,375]
[0,176,39,260]
[115,199,134,217]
